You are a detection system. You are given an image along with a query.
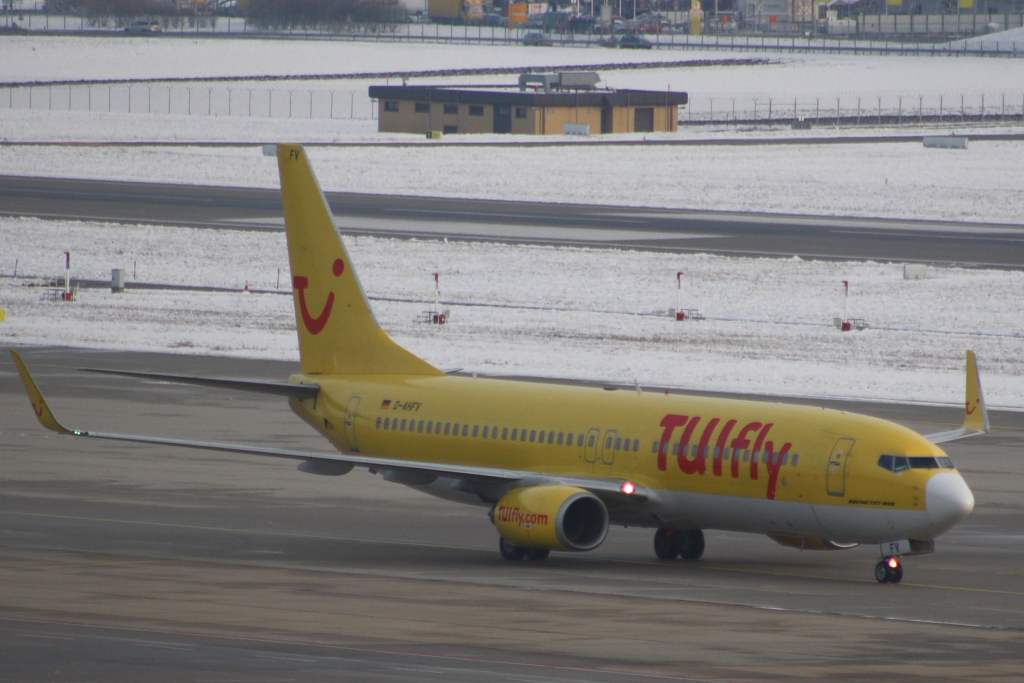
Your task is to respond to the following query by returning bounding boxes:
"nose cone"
[926,472,975,535]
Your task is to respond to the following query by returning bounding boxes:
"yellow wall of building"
[377,99,678,136]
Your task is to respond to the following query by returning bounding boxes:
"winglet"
[964,350,989,433]
[9,350,75,435]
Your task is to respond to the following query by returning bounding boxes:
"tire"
[875,560,891,583]
[679,529,705,561]
[890,564,904,584]
[525,548,550,561]
[499,536,527,561]
[654,527,682,560]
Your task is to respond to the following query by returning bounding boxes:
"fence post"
[918,95,922,124]
[898,96,902,125]
[351,92,355,119]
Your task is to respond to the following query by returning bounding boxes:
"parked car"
[522,32,554,46]
[597,36,619,48]
[125,20,163,34]
[619,34,653,49]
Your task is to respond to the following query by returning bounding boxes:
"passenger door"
[826,438,855,496]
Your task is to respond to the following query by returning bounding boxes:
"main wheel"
[890,562,904,584]
[654,527,683,560]
[525,548,550,561]
[499,536,527,561]
[875,560,890,583]
[678,529,705,561]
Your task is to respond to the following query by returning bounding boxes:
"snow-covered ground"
[1,38,1021,408]
[2,217,1023,408]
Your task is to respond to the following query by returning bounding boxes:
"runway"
[2,347,1023,682]
[3,175,1024,268]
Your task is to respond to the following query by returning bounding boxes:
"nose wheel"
[875,556,903,584]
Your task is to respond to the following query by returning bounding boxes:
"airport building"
[368,72,689,136]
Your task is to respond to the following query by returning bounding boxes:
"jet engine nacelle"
[493,486,608,551]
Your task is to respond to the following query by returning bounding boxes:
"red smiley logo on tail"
[966,400,977,415]
[294,259,345,335]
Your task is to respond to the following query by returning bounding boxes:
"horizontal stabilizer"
[81,368,319,399]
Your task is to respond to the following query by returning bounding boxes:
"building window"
[443,125,458,134]
[414,102,431,113]
[515,107,527,118]
[384,101,399,112]
[444,104,458,115]
[469,105,485,116]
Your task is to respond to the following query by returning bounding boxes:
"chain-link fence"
[0,83,377,120]
[683,93,1024,126]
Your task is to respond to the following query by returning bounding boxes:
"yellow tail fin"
[276,145,442,377]
[964,350,989,432]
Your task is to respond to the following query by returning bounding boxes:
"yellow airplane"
[11,144,986,584]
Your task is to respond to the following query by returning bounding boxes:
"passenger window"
[782,453,788,466]
[530,430,536,443]
[502,428,509,440]
[614,437,622,450]
[493,427,499,439]
[444,423,451,435]
[557,432,564,445]
[567,433,574,445]
[511,429,518,440]
[400,419,407,431]
[548,432,555,444]
[418,421,424,433]
[588,434,596,447]
[453,423,460,435]
[376,417,382,429]
[482,426,488,438]
[521,430,528,442]
[384,417,391,429]
[791,454,799,466]
[463,425,469,437]
[605,436,612,449]
[652,441,659,454]
[633,439,640,452]
[427,421,434,434]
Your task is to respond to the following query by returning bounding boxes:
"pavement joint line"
[0,557,163,572]
[5,509,1024,601]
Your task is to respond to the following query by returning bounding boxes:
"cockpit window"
[878,455,954,472]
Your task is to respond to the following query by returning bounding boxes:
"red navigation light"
[621,481,636,495]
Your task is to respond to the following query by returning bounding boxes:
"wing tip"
[9,350,75,435]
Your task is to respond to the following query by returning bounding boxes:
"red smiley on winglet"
[294,258,345,335]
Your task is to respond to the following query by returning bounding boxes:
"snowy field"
[2,217,1023,409]
[1,38,1022,408]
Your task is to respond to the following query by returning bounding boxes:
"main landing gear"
[654,527,704,561]
[875,556,904,584]
[499,537,549,561]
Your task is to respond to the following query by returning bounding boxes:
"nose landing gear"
[875,556,903,584]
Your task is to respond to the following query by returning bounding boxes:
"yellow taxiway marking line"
[4,509,1024,597]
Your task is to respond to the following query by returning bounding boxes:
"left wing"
[9,351,646,504]
[925,350,991,444]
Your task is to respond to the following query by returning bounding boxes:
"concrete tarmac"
[2,347,1022,682]
[3,175,1024,268]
